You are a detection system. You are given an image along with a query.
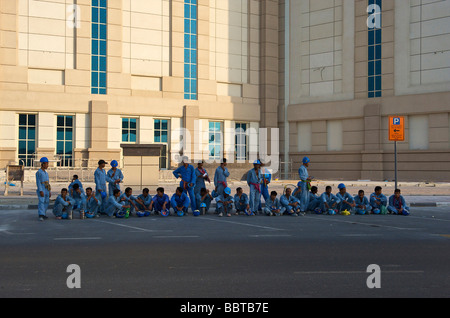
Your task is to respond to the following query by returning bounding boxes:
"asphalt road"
[1,207,449,299]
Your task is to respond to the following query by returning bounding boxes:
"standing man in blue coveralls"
[107,160,124,197]
[247,159,262,214]
[298,157,312,213]
[94,159,111,214]
[36,157,51,221]
[173,156,197,213]
[214,158,230,196]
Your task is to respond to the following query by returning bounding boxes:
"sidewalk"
[1,180,450,210]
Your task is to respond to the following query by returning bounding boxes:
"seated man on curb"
[171,187,190,216]
[320,186,340,215]
[53,188,74,219]
[216,187,234,217]
[264,191,285,216]
[354,190,371,215]
[370,186,388,214]
[388,189,410,216]
[280,188,301,216]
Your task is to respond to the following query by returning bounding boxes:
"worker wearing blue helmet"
[336,183,355,214]
[107,160,124,197]
[298,156,312,213]
[36,157,51,221]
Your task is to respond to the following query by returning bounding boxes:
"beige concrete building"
[1,0,450,182]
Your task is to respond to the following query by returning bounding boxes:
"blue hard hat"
[328,209,336,215]
[224,187,231,195]
[40,157,49,163]
[111,160,118,167]
[253,159,261,165]
[85,212,95,219]
[177,210,184,217]
[302,157,310,164]
[338,183,346,189]
[200,202,207,208]
[193,210,200,216]
[136,211,145,217]
[144,211,151,217]
[160,209,170,217]
[101,191,107,199]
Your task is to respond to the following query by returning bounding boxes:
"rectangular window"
[368,0,382,98]
[235,123,248,161]
[184,0,197,100]
[18,114,36,167]
[91,0,107,95]
[122,118,137,143]
[56,115,74,167]
[209,121,222,160]
[154,119,170,169]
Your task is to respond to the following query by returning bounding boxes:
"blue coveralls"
[369,193,387,213]
[258,168,271,210]
[196,193,213,212]
[214,166,230,196]
[119,193,138,213]
[354,195,370,215]
[280,194,300,215]
[104,196,126,217]
[307,192,320,211]
[336,192,355,212]
[170,192,190,215]
[53,195,75,218]
[264,197,285,216]
[388,195,410,215]
[320,192,341,213]
[247,168,261,213]
[36,168,50,217]
[107,168,124,197]
[298,165,310,212]
[173,164,197,211]
[152,194,170,213]
[94,167,111,213]
[234,193,249,212]
[136,193,152,211]
[84,195,99,216]
[215,194,234,213]
[194,167,209,196]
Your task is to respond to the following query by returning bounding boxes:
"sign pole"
[394,141,398,190]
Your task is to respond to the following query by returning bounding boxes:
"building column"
[361,103,384,180]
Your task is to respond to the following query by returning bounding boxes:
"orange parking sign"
[389,116,405,141]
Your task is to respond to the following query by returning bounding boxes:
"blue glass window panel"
[99,8,107,24]
[191,20,197,34]
[375,91,382,97]
[375,60,382,75]
[375,76,382,91]
[19,127,27,140]
[91,88,99,94]
[100,56,107,71]
[184,19,190,33]
[27,141,35,154]
[161,120,168,130]
[190,50,197,63]
[100,24,107,39]
[184,4,191,18]
[92,40,99,55]
[161,131,168,143]
[122,132,128,142]
[191,0,197,4]
[368,30,375,45]
[19,114,27,125]
[99,88,107,95]
[99,40,107,56]
[28,127,35,140]
[184,79,190,93]
[99,72,107,88]
[57,128,64,140]
[191,6,197,19]
[368,91,375,98]
[93,0,99,6]
[92,23,99,38]
[65,129,73,141]
[375,29,382,43]
[91,72,99,87]
[57,141,64,154]
[92,56,99,70]
[368,46,374,61]
[19,141,26,154]
[190,65,197,78]
[190,35,197,49]
[184,34,190,49]
[368,61,374,76]
[184,64,191,78]
[65,142,73,154]
[184,50,191,63]
[122,118,129,129]
[28,115,35,126]
[191,80,197,93]
[154,131,161,143]
[154,119,160,130]
[100,0,107,8]
[92,7,99,23]
[375,45,382,60]
[368,76,375,91]
[130,131,136,143]
[130,118,137,129]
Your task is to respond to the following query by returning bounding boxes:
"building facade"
[1,0,450,181]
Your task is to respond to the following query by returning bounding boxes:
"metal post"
[394,141,398,190]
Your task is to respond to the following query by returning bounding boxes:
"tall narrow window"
[209,121,222,160]
[56,115,74,167]
[18,114,36,167]
[235,123,248,161]
[122,118,137,143]
[92,0,107,95]
[184,0,197,100]
[154,119,170,169]
[368,0,382,98]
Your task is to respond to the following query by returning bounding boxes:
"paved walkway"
[1,180,450,209]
